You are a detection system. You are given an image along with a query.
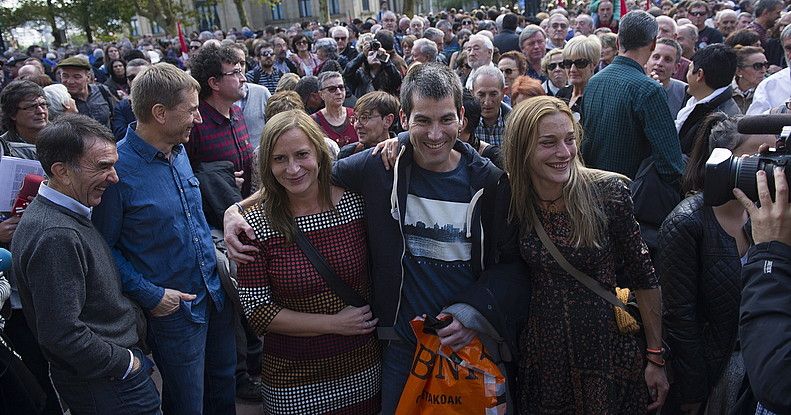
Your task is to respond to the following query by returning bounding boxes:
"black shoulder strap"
[293,226,367,307]
[96,84,115,119]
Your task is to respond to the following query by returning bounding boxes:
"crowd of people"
[0,0,790,414]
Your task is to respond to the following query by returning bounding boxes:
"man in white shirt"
[747,25,791,115]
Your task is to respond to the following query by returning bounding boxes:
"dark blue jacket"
[111,99,136,141]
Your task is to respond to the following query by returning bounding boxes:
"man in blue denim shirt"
[92,64,236,415]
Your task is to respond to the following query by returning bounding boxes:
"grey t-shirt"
[664,78,688,119]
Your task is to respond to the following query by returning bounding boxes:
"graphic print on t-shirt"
[403,194,471,262]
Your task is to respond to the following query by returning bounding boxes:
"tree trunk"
[45,0,61,46]
[233,0,249,27]
[318,0,329,23]
[403,0,414,17]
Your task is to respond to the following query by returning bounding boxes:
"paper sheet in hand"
[0,156,45,212]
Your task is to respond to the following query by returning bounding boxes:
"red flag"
[557,0,566,8]
[620,0,628,17]
[178,21,189,55]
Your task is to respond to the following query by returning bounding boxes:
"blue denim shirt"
[92,125,224,323]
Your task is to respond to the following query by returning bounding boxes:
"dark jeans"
[234,311,262,383]
[146,296,236,415]
[380,340,414,415]
[5,309,62,414]
[50,348,161,415]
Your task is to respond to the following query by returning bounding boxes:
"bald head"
[16,64,43,80]
[656,15,678,39]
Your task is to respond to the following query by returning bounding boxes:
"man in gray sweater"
[11,114,161,414]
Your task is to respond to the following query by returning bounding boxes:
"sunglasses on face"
[127,74,137,82]
[259,50,274,57]
[689,11,707,16]
[321,84,345,93]
[190,45,200,50]
[463,20,472,24]
[501,68,516,75]
[547,62,563,70]
[743,61,770,70]
[333,37,347,41]
[561,58,591,69]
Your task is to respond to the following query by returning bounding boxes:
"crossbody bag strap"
[293,226,367,308]
[531,211,627,310]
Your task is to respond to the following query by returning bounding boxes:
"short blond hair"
[563,35,601,64]
[131,63,199,123]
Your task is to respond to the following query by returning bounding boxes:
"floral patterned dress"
[517,177,659,414]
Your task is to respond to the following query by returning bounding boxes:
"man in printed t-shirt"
[223,63,527,414]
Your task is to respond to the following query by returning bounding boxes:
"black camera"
[370,40,381,51]
[705,115,791,206]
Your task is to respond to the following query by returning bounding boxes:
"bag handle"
[293,226,368,308]
[530,211,627,311]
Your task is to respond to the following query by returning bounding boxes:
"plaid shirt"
[245,67,282,94]
[755,403,777,415]
[474,102,511,147]
[187,101,254,197]
[581,56,684,182]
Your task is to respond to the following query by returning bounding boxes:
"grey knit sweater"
[11,195,139,381]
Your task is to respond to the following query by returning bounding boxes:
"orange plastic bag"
[395,316,507,415]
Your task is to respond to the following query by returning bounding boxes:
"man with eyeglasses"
[331,26,359,68]
[188,43,254,198]
[111,58,151,141]
[687,1,723,50]
[245,41,282,94]
[56,56,116,128]
[546,14,569,50]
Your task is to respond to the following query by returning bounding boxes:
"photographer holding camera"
[342,31,402,99]
[734,166,791,414]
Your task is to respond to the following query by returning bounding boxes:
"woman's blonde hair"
[563,35,601,64]
[257,110,334,242]
[503,96,619,248]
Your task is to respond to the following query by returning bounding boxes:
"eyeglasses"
[295,40,308,45]
[220,68,244,78]
[333,37,347,41]
[321,84,345,93]
[547,62,563,70]
[351,113,382,124]
[18,100,49,112]
[551,23,569,29]
[501,68,516,75]
[743,61,770,70]
[463,20,472,24]
[561,58,592,69]
[259,50,274,57]
[689,10,707,16]
[190,45,200,50]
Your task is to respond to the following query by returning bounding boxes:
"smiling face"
[529,111,576,197]
[270,127,320,201]
[163,88,202,146]
[401,94,463,172]
[59,67,90,97]
[12,95,50,136]
[64,138,119,207]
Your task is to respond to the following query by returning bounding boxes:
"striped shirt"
[187,101,254,197]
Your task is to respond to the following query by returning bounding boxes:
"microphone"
[737,114,791,135]
[0,248,11,273]
[12,174,44,217]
